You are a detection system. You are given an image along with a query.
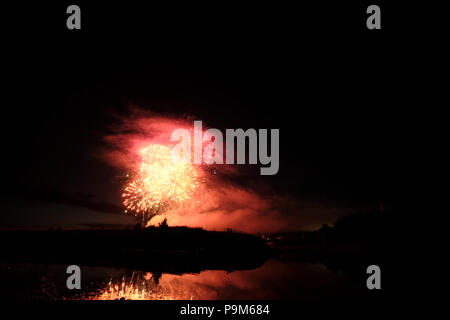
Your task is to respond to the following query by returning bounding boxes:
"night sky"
[1,2,404,231]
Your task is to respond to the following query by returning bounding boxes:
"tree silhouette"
[159,218,168,229]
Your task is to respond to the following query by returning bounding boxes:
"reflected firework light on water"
[122,144,199,225]
[2,259,367,300]
[92,271,194,300]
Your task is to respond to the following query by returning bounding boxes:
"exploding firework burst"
[122,144,198,224]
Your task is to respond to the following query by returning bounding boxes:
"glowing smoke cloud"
[102,107,350,233]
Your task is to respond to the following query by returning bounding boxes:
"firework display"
[122,144,199,224]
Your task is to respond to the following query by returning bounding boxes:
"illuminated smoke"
[103,107,347,233]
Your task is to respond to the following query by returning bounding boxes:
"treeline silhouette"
[0,224,271,274]
[265,210,388,283]
[267,210,387,249]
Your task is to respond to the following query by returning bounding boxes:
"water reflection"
[93,271,192,300]
[1,257,367,300]
[85,258,365,300]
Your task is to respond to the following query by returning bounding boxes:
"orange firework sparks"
[122,144,198,223]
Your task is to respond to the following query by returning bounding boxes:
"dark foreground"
[0,226,272,274]
[0,212,389,300]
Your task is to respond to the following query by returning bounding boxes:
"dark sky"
[1,2,406,230]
